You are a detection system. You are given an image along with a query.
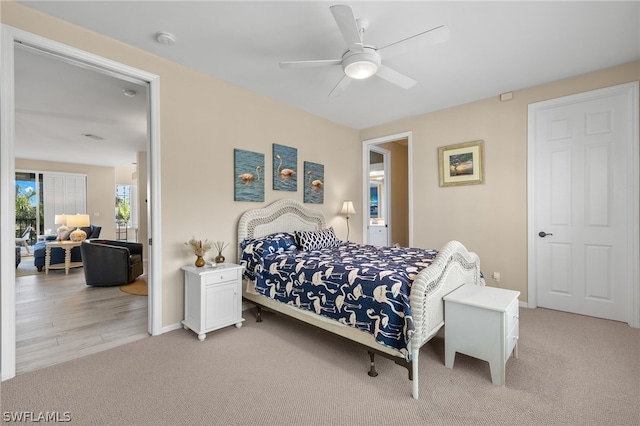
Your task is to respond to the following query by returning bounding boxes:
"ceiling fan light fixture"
[342,48,381,80]
[345,61,378,79]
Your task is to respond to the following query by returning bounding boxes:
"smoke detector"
[155,31,176,46]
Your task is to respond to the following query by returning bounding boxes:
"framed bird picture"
[234,149,265,202]
[272,143,297,191]
[303,161,324,204]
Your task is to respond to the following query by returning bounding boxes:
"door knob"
[538,231,553,237]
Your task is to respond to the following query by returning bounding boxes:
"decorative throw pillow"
[240,233,297,280]
[60,228,73,241]
[296,227,341,251]
[257,233,297,255]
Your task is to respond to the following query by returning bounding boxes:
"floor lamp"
[341,201,356,241]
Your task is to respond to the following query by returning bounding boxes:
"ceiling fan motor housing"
[342,47,381,79]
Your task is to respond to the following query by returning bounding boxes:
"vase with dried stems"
[185,237,213,267]
[214,241,230,264]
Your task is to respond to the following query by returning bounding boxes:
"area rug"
[120,275,148,296]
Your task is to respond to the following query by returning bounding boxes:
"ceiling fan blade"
[378,25,450,59]
[280,59,342,69]
[375,65,417,90]
[329,75,352,97]
[330,5,364,52]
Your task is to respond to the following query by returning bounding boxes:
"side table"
[45,240,83,275]
[182,263,245,341]
[444,284,520,386]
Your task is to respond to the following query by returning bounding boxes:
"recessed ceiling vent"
[82,133,105,141]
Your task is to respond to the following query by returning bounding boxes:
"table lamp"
[66,214,91,242]
[54,214,68,241]
[340,201,356,241]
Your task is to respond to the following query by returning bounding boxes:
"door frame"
[1,25,164,381]
[362,131,413,247]
[368,145,391,245]
[526,82,639,328]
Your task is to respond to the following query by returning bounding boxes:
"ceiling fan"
[279,4,450,97]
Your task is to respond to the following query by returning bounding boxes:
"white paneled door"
[529,83,637,322]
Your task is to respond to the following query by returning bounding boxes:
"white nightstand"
[444,284,520,385]
[182,263,245,341]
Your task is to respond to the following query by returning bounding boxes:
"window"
[116,184,138,241]
[43,172,87,231]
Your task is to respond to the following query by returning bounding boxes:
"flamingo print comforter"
[254,242,438,358]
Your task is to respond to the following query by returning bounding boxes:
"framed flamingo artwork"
[272,143,297,191]
[303,161,324,204]
[234,149,265,202]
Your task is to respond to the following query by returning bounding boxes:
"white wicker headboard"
[237,199,326,260]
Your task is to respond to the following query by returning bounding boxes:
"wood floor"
[15,258,149,375]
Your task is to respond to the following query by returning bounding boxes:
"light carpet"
[1,307,638,425]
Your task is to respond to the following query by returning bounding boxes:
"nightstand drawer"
[204,269,240,285]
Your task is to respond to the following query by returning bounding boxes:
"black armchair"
[80,239,143,286]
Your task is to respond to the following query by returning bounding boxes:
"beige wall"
[14,158,117,239]
[361,61,640,302]
[5,1,638,319]
[2,2,360,327]
[115,163,136,186]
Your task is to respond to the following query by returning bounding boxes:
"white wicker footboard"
[407,240,485,398]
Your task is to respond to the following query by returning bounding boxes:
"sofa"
[33,225,102,271]
[80,239,143,286]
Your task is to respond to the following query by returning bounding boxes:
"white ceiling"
[15,46,148,168]
[13,1,640,166]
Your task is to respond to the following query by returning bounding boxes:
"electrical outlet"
[492,272,501,282]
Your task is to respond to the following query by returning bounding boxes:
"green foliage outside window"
[15,184,36,220]
[117,199,131,223]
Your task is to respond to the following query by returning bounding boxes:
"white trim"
[147,67,163,336]
[527,81,639,328]
[362,131,413,247]
[162,323,184,334]
[1,24,18,382]
[1,25,163,381]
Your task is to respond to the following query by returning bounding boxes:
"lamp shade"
[66,214,90,228]
[341,201,356,215]
[54,214,67,225]
[67,214,90,242]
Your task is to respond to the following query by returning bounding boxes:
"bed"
[237,199,484,399]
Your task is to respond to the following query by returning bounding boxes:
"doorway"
[527,82,639,327]
[368,146,390,246]
[1,25,163,381]
[362,132,412,247]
